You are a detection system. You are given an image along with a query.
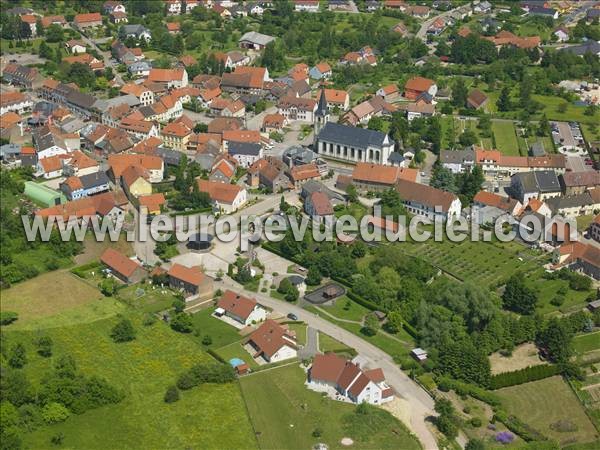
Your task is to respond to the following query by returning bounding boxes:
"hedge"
[206,348,226,364]
[493,410,548,442]
[70,261,102,278]
[345,290,381,312]
[489,364,560,390]
[437,377,502,407]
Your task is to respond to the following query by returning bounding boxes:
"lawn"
[497,376,598,447]
[319,332,355,354]
[190,306,242,349]
[74,234,133,265]
[577,215,596,233]
[0,270,124,330]
[5,315,256,449]
[573,332,600,355]
[491,121,521,156]
[214,341,260,369]
[289,322,307,346]
[117,283,179,314]
[239,364,421,450]
[525,268,594,315]
[311,295,370,322]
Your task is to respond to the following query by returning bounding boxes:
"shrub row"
[176,362,236,390]
[493,410,548,442]
[437,377,502,407]
[489,364,560,390]
[70,261,102,278]
[345,290,381,312]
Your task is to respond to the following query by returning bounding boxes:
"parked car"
[287,313,298,321]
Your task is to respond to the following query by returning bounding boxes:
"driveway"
[298,326,319,359]
[217,276,440,450]
[78,31,124,85]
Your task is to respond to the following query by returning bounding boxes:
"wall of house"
[268,345,297,363]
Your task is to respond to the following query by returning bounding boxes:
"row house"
[277,96,317,123]
[73,12,103,30]
[396,179,462,222]
[221,66,270,96]
[146,68,188,89]
[60,171,110,200]
[160,119,193,151]
[0,91,33,115]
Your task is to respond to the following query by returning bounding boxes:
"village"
[1,1,600,450]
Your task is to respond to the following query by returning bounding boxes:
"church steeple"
[313,88,329,148]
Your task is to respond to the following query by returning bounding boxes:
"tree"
[367,116,385,131]
[305,267,322,286]
[380,188,406,217]
[452,78,468,108]
[285,284,299,302]
[67,62,96,89]
[537,318,572,364]
[497,86,512,112]
[41,402,70,424]
[171,313,194,333]
[346,184,358,203]
[537,114,551,136]
[466,439,485,450]
[503,273,537,314]
[110,318,136,343]
[434,398,458,439]
[45,24,64,42]
[362,313,379,336]
[386,311,403,334]
[430,165,457,193]
[99,277,117,296]
[557,102,568,113]
[38,41,53,59]
[36,336,53,357]
[458,129,478,147]
[164,385,180,403]
[8,343,27,368]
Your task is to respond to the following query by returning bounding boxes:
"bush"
[201,335,212,346]
[37,336,53,357]
[470,417,482,428]
[99,277,118,296]
[8,343,27,368]
[0,311,18,325]
[170,313,194,333]
[176,362,236,390]
[110,318,136,343]
[164,385,180,403]
[41,403,70,424]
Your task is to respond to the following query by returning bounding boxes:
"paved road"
[218,277,440,450]
[416,6,466,40]
[562,1,596,25]
[299,326,319,359]
[78,31,124,85]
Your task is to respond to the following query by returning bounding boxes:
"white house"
[308,353,394,405]
[396,179,462,221]
[228,141,263,168]
[65,40,87,54]
[294,0,320,13]
[246,320,298,363]
[216,290,266,326]
[197,179,247,213]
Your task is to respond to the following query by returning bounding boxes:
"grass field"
[492,121,521,156]
[190,306,242,349]
[312,295,370,322]
[319,332,355,354]
[0,270,124,329]
[289,322,307,346]
[573,332,600,355]
[497,376,598,446]
[5,315,256,449]
[239,364,421,450]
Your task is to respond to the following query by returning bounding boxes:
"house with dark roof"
[510,170,562,203]
[215,290,267,327]
[228,141,263,168]
[60,171,110,200]
[553,241,600,280]
[168,264,214,298]
[238,31,276,50]
[546,190,600,218]
[100,248,145,283]
[440,148,476,174]
[560,171,600,195]
[315,122,395,165]
[247,157,290,192]
[308,353,394,405]
[245,320,298,363]
[467,90,489,110]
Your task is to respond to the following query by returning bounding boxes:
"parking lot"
[551,121,587,154]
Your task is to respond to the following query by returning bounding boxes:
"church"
[313,90,395,165]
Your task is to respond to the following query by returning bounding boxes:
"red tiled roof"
[197,179,243,204]
[168,263,206,286]
[289,164,320,182]
[352,163,417,185]
[217,290,257,321]
[248,319,297,359]
[100,248,141,278]
[310,353,347,383]
[74,12,102,24]
[404,77,435,92]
